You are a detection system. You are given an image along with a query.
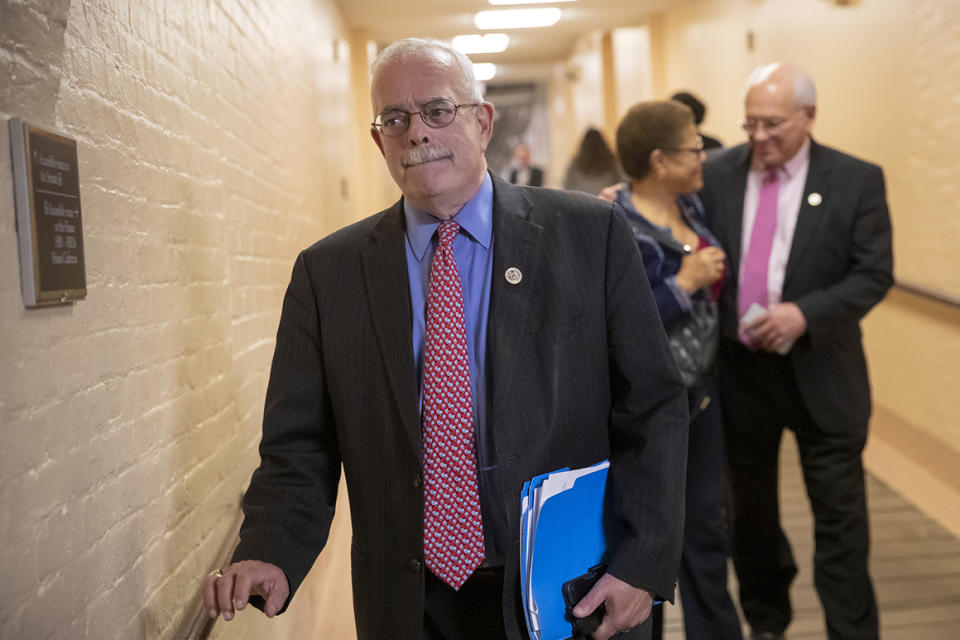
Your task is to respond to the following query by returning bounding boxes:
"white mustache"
[402,145,453,168]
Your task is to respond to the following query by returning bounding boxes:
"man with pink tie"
[699,63,893,640]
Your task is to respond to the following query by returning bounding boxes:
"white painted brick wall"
[0,0,356,638]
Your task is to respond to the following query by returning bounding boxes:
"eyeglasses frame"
[739,108,808,135]
[662,136,706,156]
[372,98,481,137]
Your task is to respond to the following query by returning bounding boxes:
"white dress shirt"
[739,137,811,306]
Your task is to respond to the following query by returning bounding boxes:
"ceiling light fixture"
[452,33,510,54]
[474,8,562,30]
[473,63,497,82]
[489,0,574,4]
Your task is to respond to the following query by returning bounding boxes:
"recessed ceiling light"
[473,63,497,82]
[489,0,574,4]
[452,33,510,54]
[475,8,562,30]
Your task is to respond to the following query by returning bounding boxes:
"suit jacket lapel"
[722,144,751,282]
[360,201,422,457]
[784,139,830,290]
[487,179,543,428]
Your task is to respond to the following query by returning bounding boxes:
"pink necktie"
[422,220,485,590]
[738,169,780,347]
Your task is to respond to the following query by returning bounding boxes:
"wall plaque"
[9,117,86,307]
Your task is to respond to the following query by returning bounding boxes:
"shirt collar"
[782,136,811,179]
[404,172,493,261]
[615,186,710,239]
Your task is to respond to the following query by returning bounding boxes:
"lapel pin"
[504,267,523,285]
[807,192,822,206]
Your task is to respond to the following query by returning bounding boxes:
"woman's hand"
[597,183,621,202]
[675,246,726,293]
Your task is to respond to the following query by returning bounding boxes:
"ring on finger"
[211,569,224,579]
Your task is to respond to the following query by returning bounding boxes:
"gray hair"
[370,37,482,113]
[745,62,817,107]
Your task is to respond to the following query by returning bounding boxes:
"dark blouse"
[613,186,726,329]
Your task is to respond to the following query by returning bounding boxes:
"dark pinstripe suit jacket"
[234,175,688,640]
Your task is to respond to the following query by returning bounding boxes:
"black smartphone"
[561,564,607,639]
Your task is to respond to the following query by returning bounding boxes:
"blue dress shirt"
[404,173,506,564]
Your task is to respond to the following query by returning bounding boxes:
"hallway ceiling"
[334,0,675,81]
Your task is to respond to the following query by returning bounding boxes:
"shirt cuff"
[665,276,693,312]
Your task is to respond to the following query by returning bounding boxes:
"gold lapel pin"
[504,267,522,285]
[807,192,822,206]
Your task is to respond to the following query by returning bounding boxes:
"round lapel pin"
[807,192,822,206]
[504,267,522,285]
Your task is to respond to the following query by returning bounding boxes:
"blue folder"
[521,468,568,637]
[520,460,609,640]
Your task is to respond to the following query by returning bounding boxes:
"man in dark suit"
[698,63,893,640]
[202,37,688,640]
[507,142,545,186]
[670,91,723,151]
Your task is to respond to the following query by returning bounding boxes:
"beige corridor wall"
[0,1,366,638]
[645,0,960,534]
[549,30,610,189]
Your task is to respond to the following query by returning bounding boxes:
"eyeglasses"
[739,110,800,134]
[663,136,705,156]
[372,98,480,137]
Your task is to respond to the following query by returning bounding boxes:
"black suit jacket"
[699,140,893,432]
[509,166,544,187]
[234,176,688,640]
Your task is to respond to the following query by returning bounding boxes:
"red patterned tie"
[422,219,485,590]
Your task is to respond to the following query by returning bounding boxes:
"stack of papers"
[520,460,609,640]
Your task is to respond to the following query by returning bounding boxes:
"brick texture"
[0,0,357,638]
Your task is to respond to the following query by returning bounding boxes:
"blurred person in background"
[608,100,743,640]
[563,127,623,195]
[505,141,544,186]
[671,91,723,151]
